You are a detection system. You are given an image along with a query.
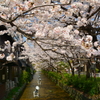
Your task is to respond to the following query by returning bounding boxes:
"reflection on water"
[19,71,73,100]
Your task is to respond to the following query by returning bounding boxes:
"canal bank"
[19,71,73,100]
[44,71,100,100]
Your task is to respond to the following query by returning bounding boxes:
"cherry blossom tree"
[0,0,100,76]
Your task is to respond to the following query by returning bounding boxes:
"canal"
[19,71,73,100]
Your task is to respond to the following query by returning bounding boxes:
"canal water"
[19,71,73,100]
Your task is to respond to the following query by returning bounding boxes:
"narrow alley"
[19,71,73,100]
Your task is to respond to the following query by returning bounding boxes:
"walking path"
[19,71,73,100]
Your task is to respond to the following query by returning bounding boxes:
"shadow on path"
[19,71,73,100]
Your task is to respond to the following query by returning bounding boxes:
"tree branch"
[10,3,71,22]
[87,7,100,20]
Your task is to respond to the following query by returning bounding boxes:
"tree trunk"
[72,68,74,76]
[78,66,81,77]
[86,61,90,78]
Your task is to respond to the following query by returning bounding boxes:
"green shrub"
[22,70,29,83]
[19,70,29,86]
[5,87,20,100]
[57,73,62,80]
[96,68,99,73]
[67,75,100,95]
[42,70,100,96]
